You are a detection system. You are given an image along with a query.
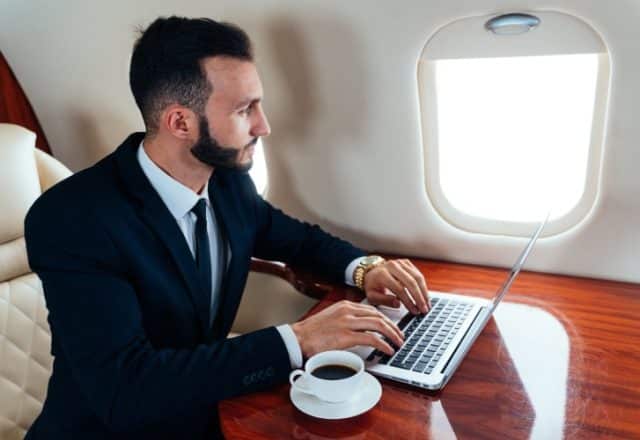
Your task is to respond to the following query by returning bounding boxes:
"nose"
[251,105,271,138]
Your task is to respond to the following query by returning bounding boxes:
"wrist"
[290,322,308,359]
[353,255,385,290]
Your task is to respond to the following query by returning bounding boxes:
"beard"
[190,115,257,172]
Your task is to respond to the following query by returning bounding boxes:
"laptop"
[351,218,547,390]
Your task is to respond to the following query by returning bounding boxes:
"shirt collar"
[137,141,210,220]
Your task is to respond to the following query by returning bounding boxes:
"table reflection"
[494,302,571,440]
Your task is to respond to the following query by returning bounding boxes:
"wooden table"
[220,259,640,439]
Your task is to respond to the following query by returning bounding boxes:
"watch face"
[363,255,383,265]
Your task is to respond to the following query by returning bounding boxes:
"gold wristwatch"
[353,255,386,290]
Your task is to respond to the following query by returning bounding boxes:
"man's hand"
[364,259,430,315]
[290,300,404,359]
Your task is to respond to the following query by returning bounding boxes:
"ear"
[162,104,198,141]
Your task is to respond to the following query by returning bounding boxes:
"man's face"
[191,56,270,170]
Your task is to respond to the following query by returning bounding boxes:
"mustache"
[244,138,258,149]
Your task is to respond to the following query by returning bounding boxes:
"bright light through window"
[435,53,600,222]
[248,138,268,194]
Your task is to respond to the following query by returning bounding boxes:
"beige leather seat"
[0,123,71,440]
[230,271,317,337]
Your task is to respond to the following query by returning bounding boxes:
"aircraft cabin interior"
[0,1,638,439]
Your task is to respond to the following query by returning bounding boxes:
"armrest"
[249,258,335,300]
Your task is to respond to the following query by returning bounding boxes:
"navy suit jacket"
[24,132,365,439]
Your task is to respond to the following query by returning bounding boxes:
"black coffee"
[311,364,358,380]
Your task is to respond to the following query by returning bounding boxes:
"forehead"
[202,56,262,107]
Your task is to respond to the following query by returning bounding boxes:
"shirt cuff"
[276,324,303,369]
[345,256,366,286]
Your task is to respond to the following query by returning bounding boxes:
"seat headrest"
[0,123,45,244]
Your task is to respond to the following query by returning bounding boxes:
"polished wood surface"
[222,259,640,439]
[250,258,334,300]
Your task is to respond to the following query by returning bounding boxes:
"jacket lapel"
[208,172,249,339]
[114,133,210,336]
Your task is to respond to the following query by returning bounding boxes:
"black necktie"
[191,199,212,313]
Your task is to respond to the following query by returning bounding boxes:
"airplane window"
[248,138,268,194]
[435,53,598,222]
[418,12,610,236]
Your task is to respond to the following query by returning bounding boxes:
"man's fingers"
[367,290,401,309]
[349,316,404,347]
[348,303,403,338]
[380,271,420,314]
[387,262,428,314]
[377,273,406,306]
[349,301,391,318]
[372,270,418,314]
[352,332,395,356]
[399,259,430,310]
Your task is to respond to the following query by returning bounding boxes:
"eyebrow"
[233,97,262,110]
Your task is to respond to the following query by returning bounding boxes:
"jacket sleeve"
[24,198,291,433]
[247,176,366,281]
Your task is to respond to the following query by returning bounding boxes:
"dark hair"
[130,16,253,135]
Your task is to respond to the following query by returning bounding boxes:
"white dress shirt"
[137,142,364,368]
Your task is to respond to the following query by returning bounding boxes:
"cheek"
[216,118,251,147]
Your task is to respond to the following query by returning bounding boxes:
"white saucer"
[290,372,382,420]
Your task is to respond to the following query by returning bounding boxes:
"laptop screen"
[488,217,548,314]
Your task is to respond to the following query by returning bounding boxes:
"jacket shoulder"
[25,154,118,235]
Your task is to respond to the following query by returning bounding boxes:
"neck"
[143,134,213,194]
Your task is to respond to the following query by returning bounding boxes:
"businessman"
[24,16,430,439]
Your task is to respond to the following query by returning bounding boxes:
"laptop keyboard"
[370,298,473,374]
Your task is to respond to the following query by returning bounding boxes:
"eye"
[239,105,253,116]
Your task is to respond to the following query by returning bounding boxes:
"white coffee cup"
[289,350,365,403]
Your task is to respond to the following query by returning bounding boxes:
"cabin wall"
[1,0,638,283]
